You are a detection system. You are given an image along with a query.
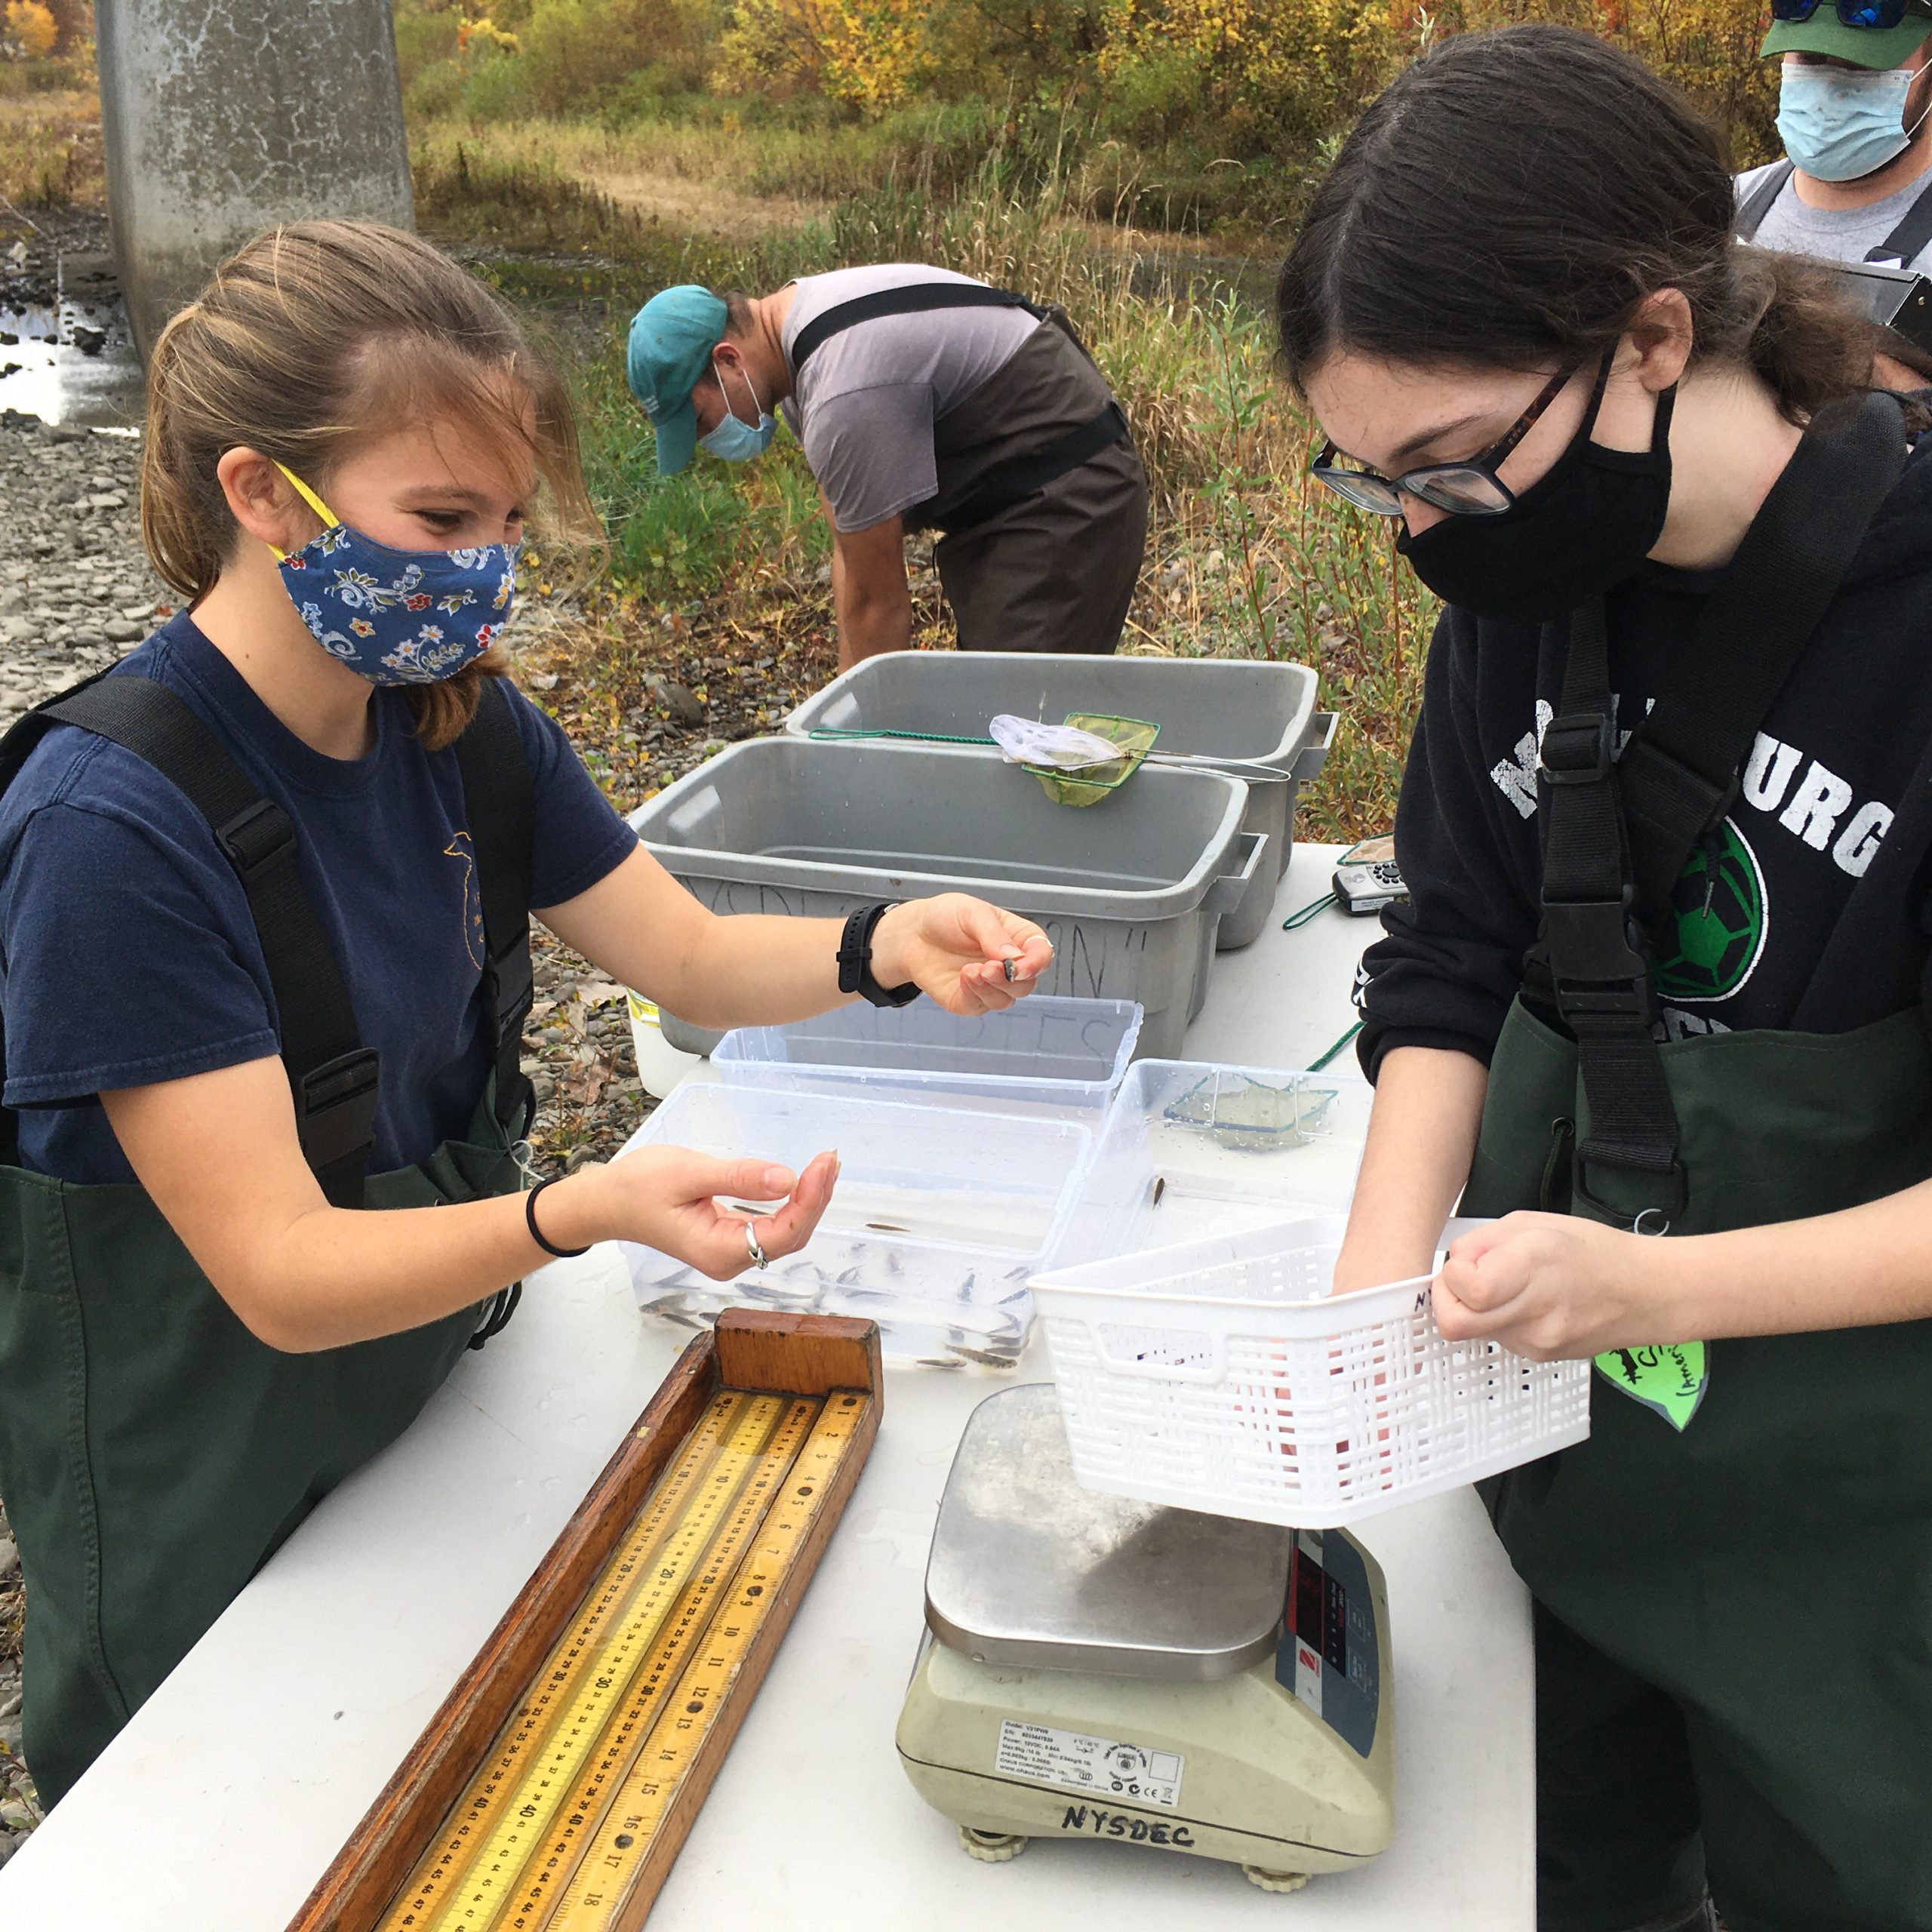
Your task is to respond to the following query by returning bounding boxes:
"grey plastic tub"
[628,737,1260,1060]
[785,651,1337,950]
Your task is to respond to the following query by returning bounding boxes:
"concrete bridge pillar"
[96,0,414,358]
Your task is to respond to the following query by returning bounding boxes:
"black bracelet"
[525,1174,589,1260]
[836,901,920,1009]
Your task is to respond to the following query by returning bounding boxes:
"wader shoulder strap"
[934,400,1130,535]
[1868,174,1932,269]
[1734,152,1932,269]
[1617,390,1906,926]
[789,283,1044,376]
[1535,392,1909,1225]
[451,678,536,1140]
[0,673,378,1207]
[1537,600,1684,1224]
[1735,160,1795,242]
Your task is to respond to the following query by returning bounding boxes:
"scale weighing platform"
[897,1384,1395,1893]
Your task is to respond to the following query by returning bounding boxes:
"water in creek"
[0,252,143,429]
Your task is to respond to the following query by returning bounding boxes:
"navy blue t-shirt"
[0,614,637,1185]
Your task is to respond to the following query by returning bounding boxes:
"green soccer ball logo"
[1654,818,1766,1004]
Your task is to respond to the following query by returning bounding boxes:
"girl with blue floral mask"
[0,218,1053,1808]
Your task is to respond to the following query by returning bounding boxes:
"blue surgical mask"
[700,362,777,462]
[270,466,518,685]
[1777,63,1920,184]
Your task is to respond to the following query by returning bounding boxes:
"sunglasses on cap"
[1770,0,1930,28]
[1310,360,1583,518]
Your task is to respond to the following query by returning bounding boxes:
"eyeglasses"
[1310,360,1582,518]
[1770,0,1930,28]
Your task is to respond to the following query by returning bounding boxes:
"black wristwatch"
[837,902,920,1008]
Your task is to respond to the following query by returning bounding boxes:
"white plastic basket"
[1032,1216,1592,1527]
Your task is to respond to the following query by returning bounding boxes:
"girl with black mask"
[1281,24,1932,1932]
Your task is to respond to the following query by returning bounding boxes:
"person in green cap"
[1736,0,1932,278]
[626,269,1147,668]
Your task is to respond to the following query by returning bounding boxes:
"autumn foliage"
[398,0,1783,179]
[2,1,58,62]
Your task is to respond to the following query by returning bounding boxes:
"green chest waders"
[0,675,539,1807]
[1457,397,1932,1931]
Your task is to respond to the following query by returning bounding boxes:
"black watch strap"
[837,902,920,1008]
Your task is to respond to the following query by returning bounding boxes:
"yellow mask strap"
[268,462,342,561]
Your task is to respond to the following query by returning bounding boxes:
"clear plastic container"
[615,1080,1093,1367]
[709,995,1144,1121]
[1044,1057,1377,1272]
[1030,1215,1591,1527]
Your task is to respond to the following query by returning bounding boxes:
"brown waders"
[0,673,536,1807]
[790,284,1148,654]
[1453,395,1932,1932]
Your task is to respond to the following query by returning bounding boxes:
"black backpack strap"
[1735,159,1795,242]
[1533,392,1908,1227]
[789,283,1044,376]
[0,674,377,1208]
[451,678,536,1140]
[1869,174,1932,268]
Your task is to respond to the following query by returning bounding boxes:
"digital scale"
[897,1385,1396,1893]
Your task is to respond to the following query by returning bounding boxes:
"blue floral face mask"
[270,465,518,685]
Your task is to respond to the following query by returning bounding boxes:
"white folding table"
[0,841,1534,1930]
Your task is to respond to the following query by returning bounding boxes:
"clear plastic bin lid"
[923,1383,1292,1681]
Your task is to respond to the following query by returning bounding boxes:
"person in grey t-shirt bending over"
[626,266,1149,666]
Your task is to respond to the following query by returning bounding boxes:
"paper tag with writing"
[1595,1341,1707,1431]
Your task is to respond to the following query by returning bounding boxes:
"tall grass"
[0,85,99,208]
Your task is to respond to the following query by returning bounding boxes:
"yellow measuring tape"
[376,1387,867,1932]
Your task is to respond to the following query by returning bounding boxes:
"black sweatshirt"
[1357,435,1932,1080]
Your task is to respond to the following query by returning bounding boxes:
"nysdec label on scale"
[995,1719,1184,1809]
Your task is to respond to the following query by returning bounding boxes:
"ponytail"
[1734,247,1896,420]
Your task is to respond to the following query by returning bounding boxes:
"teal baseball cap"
[626,286,729,475]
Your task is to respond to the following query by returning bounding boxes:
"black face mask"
[1397,358,1676,626]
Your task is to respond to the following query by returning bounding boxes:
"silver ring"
[745,1220,770,1269]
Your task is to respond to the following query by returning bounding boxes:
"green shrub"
[394,6,460,86]
[457,45,526,118]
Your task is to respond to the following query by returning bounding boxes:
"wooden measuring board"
[288,1309,882,1932]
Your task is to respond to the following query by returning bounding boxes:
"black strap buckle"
[215,797,298,878]
[294,1047,381,1170]
[1538,712,1616,787]
[1541,892,1657,1019]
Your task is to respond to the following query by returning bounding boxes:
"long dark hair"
[1276,25,1874,423]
